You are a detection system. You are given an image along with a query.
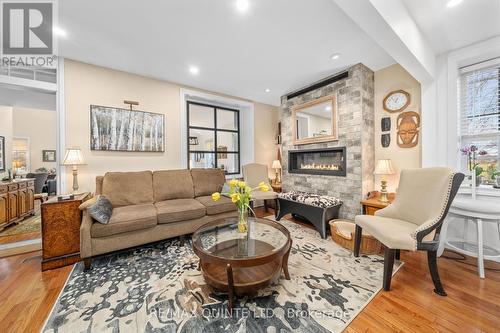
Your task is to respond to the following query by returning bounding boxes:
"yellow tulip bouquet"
[212,179,269,232]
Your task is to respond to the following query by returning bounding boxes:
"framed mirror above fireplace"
[292,95,337,145]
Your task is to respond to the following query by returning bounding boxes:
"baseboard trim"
[0,238,42,258]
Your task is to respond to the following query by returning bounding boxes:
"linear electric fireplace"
[288,147,346,176]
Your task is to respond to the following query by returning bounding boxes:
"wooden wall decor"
[381,133,391,148]
[397,111,420,148]
[381,117,391,132]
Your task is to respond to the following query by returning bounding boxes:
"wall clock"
[383,89,410,113]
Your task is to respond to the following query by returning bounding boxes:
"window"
[187,101,240,175]
[12,137,30,174]
[459,60,500,186]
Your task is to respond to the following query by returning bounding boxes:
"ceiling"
[59,0,395,106]
[0,85,56,111]
[403,0,500,55]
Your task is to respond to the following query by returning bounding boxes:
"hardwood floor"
[0,207,499,332]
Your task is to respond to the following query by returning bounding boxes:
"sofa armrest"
[80,210,93,259]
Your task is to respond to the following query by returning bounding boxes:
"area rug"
[43,219,402,333]
[0,214,41,237]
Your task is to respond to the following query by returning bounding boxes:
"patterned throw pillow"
[87,195,113,224]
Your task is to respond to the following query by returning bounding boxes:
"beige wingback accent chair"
[242,163,278,213]
[354,167,464,296]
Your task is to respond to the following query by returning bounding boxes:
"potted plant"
[212,179,269,232]
[460,145,487,186]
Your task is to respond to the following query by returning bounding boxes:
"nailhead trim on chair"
[410,172,455,251]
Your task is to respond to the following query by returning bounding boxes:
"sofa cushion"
[91,204,157,238]
[102,171,153,207]
[153,170,194,202]
[191,168,225,197]
[155,199,206,224]
[196,195,237,215]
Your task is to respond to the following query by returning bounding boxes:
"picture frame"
[42,149,56,162]
[90,105,165,152]
[0,136,5,172]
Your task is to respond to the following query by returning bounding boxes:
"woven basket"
[329,219,381,255]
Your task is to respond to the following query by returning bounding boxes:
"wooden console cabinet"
[41,193,90,271]
[0,179,35,230]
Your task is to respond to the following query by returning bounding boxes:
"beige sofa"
[80,169,237,268]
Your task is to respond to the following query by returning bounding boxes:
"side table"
[361,191,395,215]
[41,193,90,271]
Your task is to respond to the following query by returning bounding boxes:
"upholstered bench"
[276,191,342,239]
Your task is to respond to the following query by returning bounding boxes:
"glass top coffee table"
[192,217,292,311]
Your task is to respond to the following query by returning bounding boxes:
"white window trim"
[179,88,254,178]
[442,36,500,197]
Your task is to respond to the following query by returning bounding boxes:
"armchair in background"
[242,163,278,214]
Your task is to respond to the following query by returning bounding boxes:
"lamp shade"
[272,160,282,169]
[374,159,395,175]
[62,148,85,165]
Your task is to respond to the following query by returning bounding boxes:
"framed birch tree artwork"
[90,105,165,152]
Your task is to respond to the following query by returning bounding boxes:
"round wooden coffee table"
[192,217,292,311]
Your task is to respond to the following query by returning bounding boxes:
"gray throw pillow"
[88,195,113,224]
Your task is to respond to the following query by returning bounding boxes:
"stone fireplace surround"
[280,63,375,219]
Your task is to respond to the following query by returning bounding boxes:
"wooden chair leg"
[264,200,268,212]
[427,250,447,296]
[383,248,396,291]
[83,258,92,271]
[354,225,362,257]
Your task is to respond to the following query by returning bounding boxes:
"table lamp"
[62,148,85,193]
[374,159,395,203]
[272,160,282,184]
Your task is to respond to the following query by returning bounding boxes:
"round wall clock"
[383,89,410,113]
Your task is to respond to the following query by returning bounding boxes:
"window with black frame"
[187,101,240,175]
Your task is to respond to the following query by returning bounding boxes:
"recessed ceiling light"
[236,0,250,12]
[446,0,463,8]
[265,88,270,93]
[189,65,199,75]
[53,26,67,37]
[330,53,341,60]
[325,106,332,111]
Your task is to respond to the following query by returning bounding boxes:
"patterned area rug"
[0,214,41,237]
[43,219,402,333]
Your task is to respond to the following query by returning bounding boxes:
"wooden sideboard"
[41,193,90,271]
[0,179,35,230]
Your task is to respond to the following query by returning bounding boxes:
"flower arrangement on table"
[212,179,269,232]
[460,144,488,184]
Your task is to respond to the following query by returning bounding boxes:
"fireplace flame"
[300,163,341,171]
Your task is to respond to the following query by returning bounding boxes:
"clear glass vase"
[237,206,248,233]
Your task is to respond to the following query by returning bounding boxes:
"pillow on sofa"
[87,195,113,224]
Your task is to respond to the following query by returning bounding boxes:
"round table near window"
[192,217,292,311]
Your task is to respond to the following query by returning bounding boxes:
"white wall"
[0,106,13,179]
[13,107,57,171]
